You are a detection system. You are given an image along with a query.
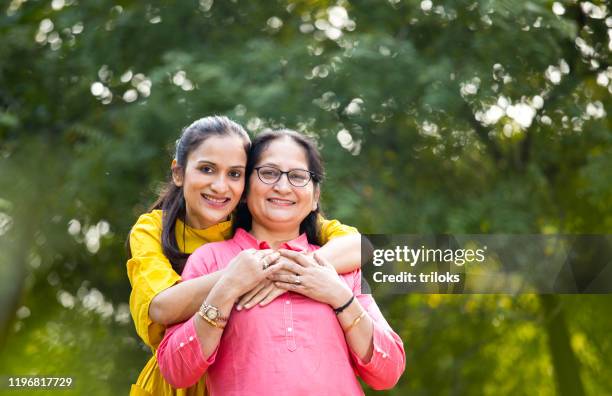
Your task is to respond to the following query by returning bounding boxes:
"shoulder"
[129,210,165,255]
[318,216,360,240]
[129,210,162,244]
[130,210,163,240]
[133,210,163,231]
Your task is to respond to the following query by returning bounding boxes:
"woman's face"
[173,135,247,229]
[247,137,319,234]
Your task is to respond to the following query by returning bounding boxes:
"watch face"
[205,308,218,320]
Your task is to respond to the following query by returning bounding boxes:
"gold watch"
[198,302,228,329]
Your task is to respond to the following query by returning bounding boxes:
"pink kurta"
[157,229,405,395]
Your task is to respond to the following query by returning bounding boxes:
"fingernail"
[236,305,242,311]
[245,304,251,309]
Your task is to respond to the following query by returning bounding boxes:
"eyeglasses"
[254,166,316,187]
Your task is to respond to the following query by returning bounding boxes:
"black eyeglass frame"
[253,166,318,187]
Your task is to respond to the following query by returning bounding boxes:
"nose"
[210,174,229,194]
[272,173,292,193]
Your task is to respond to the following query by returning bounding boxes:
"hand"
[236,279,286,310]
[269,249,353,308]
[237,257,299,309]
[220,249,281,299]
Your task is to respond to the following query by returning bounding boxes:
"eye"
[200,165,215,174]
[229,170,243,179]
[288,170,310,184]
[260,167,280,180]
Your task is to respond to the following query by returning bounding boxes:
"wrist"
[209,277,241,306]
[216,273,243,301]
[329,286,353,310]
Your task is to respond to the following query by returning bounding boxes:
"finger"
[258,287,286,306]
[274,268,299,277]
[269,260,305,275]
[260,252,280,270]
[259,249,278,258]
[313,252,334,269]
[268,273,302,284]
[274,257,301,270]
[245,283,277,309]
[251,249,265,260]
[274,281,306,293]
[237,281,268,310]
[278,249,314,268]
[252,249,277,260]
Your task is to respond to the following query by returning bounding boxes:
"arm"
[338,278,405,390]
[318,217,361,274]
[127,212,183,347]
[157,248,282,388]
[127,211,227,344]
[149,270,224,325]
[156,280,236,388]
[272,250,405,390]
[315,233,361,274]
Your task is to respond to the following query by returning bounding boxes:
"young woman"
[157,130,405,395]
[127,117,362,396]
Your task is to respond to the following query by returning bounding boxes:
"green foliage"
[1,0,610,394]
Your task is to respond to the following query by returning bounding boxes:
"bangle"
[333,295,354,315]
[197,311,226,329]
[343,311,366,333]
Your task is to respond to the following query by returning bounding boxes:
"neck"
[184,208,222,230]
[250,222,300,249]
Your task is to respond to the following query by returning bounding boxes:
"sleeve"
[347,270,406,390]
[156,247,218,388]
[126,211,181,348]
[318,215,360,244]
[157,316,218,388]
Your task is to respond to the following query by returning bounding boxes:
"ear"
[171,159,183,187]
[312,185,320,211]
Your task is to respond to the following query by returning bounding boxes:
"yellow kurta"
[127,210,358,395]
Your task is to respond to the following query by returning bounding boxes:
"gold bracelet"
[343,311,366,333]
[197,311,226,329]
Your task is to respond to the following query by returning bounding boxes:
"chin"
[263,215,301,227]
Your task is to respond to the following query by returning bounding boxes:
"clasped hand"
[229,249,352,310]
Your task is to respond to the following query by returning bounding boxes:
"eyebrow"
[259,162,308,170]
[196,160,245,169]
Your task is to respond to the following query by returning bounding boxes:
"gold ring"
[294,275,301,285]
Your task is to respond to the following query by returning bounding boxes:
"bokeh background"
[0,0,610,395]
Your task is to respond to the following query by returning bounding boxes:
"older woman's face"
[247,137,319,232]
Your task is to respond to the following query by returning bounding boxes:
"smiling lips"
[202,193,231,208]
[267,197,295,206]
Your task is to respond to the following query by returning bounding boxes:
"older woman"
[157,129,405,395]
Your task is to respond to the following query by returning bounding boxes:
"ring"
[294,275,301,285]
[262,257,269,270]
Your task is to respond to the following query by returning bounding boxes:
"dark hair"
[146,116,250,273]
[233,129,325,244]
